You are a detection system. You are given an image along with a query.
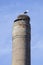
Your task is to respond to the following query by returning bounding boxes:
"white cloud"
[0,48,12,56]
[31,39,43,49]
[31,38,43,62]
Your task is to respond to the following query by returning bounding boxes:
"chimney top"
[14,14,30,22]
[17,14,30,20]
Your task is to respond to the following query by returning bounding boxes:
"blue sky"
[0,0,43,65]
